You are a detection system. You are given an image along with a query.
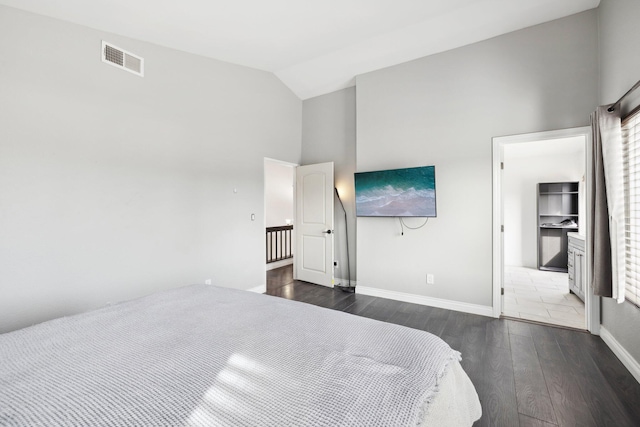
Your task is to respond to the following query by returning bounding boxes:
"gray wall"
[355,11,598,306]
[302,87,357,282]
[598,0,640,364]
[0,5,302,333]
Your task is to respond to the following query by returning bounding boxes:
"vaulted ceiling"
[0,0,600,99]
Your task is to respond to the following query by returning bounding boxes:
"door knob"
[322,230,333,234]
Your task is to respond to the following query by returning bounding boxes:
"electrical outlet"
[205,279,212,285]
[334,261,339,268]
[427,274,434,285]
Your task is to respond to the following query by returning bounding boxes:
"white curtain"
[591,105,625,302]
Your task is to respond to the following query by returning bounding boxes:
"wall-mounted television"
[354,165,436,217]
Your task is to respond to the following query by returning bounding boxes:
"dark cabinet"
[537,182,579,272]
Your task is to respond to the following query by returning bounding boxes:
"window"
[622,108,640,307]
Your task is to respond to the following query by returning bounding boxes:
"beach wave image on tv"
[355,166,436,217]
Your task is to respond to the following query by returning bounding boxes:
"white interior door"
[295,162,334,287]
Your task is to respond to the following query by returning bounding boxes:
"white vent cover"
[101,41,144,76]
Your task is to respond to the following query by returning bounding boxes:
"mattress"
[0,285,481,426]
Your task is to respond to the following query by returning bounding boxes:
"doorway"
[492,127,600,334]
[264,158,296,275]
[264,159,335,290]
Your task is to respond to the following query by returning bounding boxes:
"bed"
[0,285,481,426]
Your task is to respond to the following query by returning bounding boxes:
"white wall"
[302,88,357,282]
[0,5,301,333]
[598,0,640,364]
[264,160,294,228]
[503,140,585,268]
[356,11,598,307]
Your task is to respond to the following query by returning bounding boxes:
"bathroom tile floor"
[502,266,585,329]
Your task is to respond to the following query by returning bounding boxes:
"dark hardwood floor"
[266,265,640,427]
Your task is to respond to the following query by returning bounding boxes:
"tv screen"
[354,165,436,217]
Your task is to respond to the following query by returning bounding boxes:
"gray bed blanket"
[0,285,461,426]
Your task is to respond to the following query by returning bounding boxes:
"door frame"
[492,126,600,334]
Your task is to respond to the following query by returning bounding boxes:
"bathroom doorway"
[492,127,600,333]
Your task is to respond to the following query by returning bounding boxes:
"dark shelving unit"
[537,182,579,272]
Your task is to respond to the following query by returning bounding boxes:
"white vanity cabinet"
[567,232,585,302]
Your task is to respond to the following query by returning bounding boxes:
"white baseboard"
[247,284,266,294]
[266,259,293,271]
[356,286,494,318]
[600,326,640,384]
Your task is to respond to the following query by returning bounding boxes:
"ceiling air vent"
[101,41,144,77]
